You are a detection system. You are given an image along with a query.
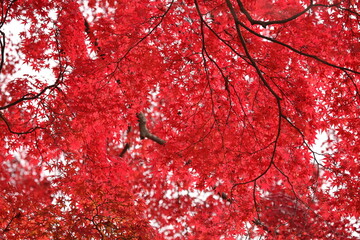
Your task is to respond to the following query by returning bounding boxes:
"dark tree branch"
[137,112,166,145]
[119,143,130,157]
[235,0,347,28]
[0,69,64,134]
[0,84,57,111]
[226,0,283,197]
[0,30,4,75]
[0,68,65,111]
[225,0,282,101]
[0,0,17,29]
[236,0,315,28]
[253,181,261,220]
[119,126,132,157]
[84,18,103,57]
[338,6,360,17]
[252,218,272,233]
[194,0,249,64]
[2,212,21,233]
[113,0,174,67]
[236,20,360,75]
[0,110,47,134]
[195,0,231,95]
[0,0,18,75]
[217,191,232,203]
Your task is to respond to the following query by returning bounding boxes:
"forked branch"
[137,112,166,145]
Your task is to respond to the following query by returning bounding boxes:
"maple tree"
[0,0,359,239]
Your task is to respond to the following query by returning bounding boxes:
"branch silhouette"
[137,112,166,145]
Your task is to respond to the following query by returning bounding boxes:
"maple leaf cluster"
[0,0,359,239]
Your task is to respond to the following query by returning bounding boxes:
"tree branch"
[226,0,283,195]
[113,0,174,68]
[235,0,344,28]
[0,69,65,111]
[137,112,166,145]
[119,126,132,157]
[235,18,360,75]
[119,143,130,157]
[236,0,314,27]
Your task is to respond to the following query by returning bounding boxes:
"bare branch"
[236,20,360,75]
[236,0,311,27]
[235,0,346,28]
[226,0,283,195]
[0,30,5,75]
[113,0,174,67]
[119,143,130,157]
[137,112,166,145]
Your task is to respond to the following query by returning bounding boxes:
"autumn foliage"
[0,0,359,239]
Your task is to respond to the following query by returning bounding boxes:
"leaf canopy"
[0,0,359,239]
